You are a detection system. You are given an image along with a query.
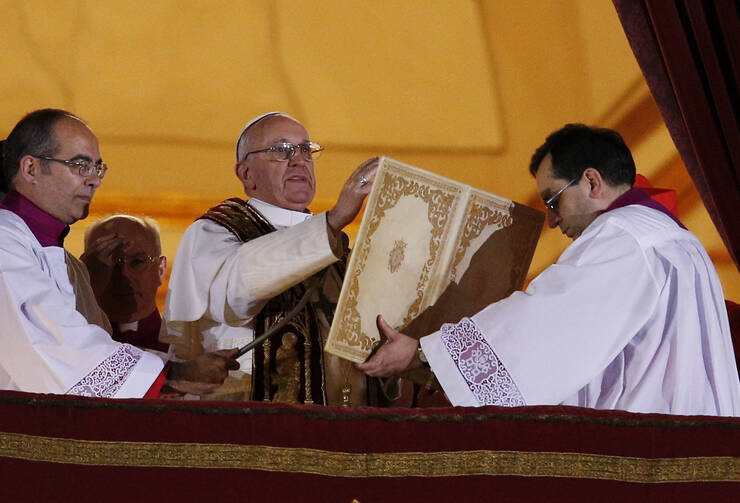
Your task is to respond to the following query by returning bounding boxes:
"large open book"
[325,157,544,363]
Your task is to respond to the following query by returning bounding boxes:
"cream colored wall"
[1,0,737,305]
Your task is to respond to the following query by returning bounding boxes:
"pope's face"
[237,115,316,211]
[35,118,102,224]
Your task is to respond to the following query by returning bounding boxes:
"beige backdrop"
[2,0,738,308]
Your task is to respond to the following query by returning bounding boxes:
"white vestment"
[0,210,163,397]
[164,198,338,370]
[422,204,740,416]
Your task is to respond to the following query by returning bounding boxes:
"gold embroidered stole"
[200,198,365,406]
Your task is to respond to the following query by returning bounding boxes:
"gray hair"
[84,214,162,255]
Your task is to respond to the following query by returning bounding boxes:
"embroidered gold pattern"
[201,199,337,404]
[1,432,736,483]
[387,240,407,274]
[263,327,271,402]
[331,160,461,360]
[273,333,301,404]
[448,194,514,283]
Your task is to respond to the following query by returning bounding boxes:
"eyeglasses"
[243,141,323,163]
[113,254,161,273]
[543,176,580,212]
[35,155,108,179]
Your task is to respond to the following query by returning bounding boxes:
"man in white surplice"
[0,109,238,398]
[165,112,378,405]
[359,124,740,416]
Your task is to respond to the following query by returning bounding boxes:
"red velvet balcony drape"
[1,391,739,502]
[613,0,740,270]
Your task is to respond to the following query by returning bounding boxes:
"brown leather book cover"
[325,157,544,363]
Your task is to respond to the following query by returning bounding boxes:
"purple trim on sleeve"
[440,318,525,406]
[606,188,686,229]
[67,345,142,397]
[0,190,69,246]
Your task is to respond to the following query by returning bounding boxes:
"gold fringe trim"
[1,431,737,483]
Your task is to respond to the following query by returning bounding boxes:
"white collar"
[117,320,139,332]
[247,198,313,229]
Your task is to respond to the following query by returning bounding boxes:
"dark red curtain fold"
[613,0,740,270]
[2,391,739,502]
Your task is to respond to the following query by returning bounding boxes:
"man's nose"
[547,209,560,228]
[288,153,308,168]
[112,262,135,281]
[86,169,102,188]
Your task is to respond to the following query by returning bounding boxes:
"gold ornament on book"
[388,239,407,274]
[324,157,544,364]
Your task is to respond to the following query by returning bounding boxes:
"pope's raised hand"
[327,157,379,232]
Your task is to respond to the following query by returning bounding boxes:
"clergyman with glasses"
[82,214,171,357]
[359,123,740,416]
[0,108,239,398]
[165,112,379,405]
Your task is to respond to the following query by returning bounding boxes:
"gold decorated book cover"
[325,157,544,363]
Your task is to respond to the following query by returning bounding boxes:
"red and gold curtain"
[1,391,738,502]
